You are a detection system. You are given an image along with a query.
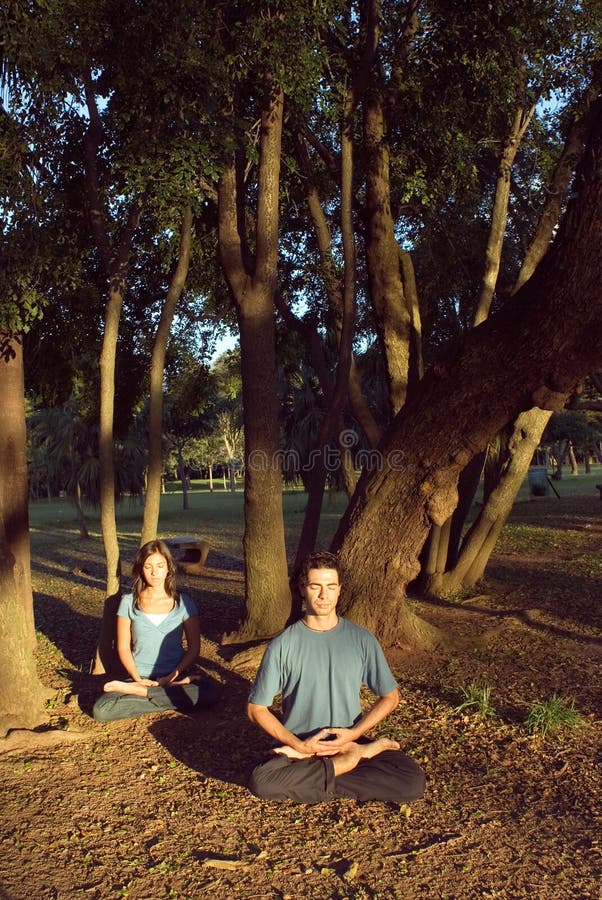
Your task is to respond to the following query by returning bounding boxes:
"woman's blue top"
[117,592,198,679]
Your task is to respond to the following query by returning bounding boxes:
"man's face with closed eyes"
[300,568,341,624]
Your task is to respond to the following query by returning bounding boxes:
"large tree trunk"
[141,206,193,545]
[0,336,35,648]
[0,524,48,737]
[218,80,291,639]
[332,106,602,645]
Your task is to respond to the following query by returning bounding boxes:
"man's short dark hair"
[297,550,341,585]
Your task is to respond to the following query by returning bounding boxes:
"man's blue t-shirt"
[117,592,198,679]
[248,617,398,738]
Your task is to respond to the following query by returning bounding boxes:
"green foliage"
[454,682,497,719]
[524,694,584,737]
[543,410,601,451]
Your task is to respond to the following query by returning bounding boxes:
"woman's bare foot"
[172,673,202,685]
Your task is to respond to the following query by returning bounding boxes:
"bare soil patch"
[1,497,601,899]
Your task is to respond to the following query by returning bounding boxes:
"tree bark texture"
[0,337,35,648]
[332,104,602,645]
[0,525,48,737]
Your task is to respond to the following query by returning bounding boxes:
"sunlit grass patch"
[524,694,584,737]
[454,681,497,720]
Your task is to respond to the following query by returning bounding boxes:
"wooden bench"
[596,484,602,500]
[164,536,211,575]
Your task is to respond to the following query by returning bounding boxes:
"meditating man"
[247,551,426,804]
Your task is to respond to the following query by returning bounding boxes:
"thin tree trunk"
[473,104,535,325]
[82,73,144,596]
[514,81,600,293]
[218,79,291,639]
[290,134,381,451]
[363,77,413,414]
[293,89,357,570]
[73,482,89,540]
[432,408,554,596]
[141,206,193,545]
[98,286,123,597]
[178,448,190,511]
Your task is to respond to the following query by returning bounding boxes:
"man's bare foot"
[103,680,148,697]
[358,737,400,759]
[332,737,400,776]
[272,745,313,760]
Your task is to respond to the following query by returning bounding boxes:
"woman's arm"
[155,615,201,686]
[115,615,149,683]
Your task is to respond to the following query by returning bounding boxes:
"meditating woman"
[92,539,219,721]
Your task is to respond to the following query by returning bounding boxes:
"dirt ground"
[1,497,601,899]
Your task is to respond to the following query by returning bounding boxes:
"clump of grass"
[524,694,584,736]
[454,682,496,719]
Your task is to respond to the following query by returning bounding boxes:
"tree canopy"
[1,0,601,669]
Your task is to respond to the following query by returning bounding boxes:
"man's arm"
[315,688,400,752]
[247,703,340,757]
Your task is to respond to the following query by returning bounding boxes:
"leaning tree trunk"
[423,101,534,587]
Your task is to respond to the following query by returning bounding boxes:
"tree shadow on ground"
[31,559,105,592]
[146,659,267,789]
[420,567,602,639]
[34,592,100,670]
